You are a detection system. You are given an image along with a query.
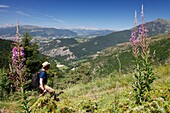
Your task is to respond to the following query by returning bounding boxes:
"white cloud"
[44,14,67,25]
[16,11,32,17]
[52,18,66,24]
[0,5,10,8]
[44,14,53,18]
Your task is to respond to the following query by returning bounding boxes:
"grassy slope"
[57,63,170,112]
[86,33,170,76]
[1,63,169,112]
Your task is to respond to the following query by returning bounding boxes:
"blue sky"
[0,0,170,30]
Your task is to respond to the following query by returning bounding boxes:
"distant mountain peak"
[154,18,170,23]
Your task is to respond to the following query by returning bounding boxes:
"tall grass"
[0,64,169,112]
[56,64,170,112]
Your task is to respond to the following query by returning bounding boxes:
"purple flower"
[138,27,142,35]
[10,21,27,89]
[12,59,18,64]
[130,10,140,47]
[130,31,140,47]
[12,45,25,65]
[20,47,24,51]
[134,38,140,46]
[20,51,25,56]
[130,32,135,41]
[21,58,26,62]
[12,47,17,53]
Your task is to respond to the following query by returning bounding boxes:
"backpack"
[32,72,40,88]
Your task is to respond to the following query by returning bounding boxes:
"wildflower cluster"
[12,46,25,69]
[11,21,26,92]
[130,10,139,57]
[130,5,155,104]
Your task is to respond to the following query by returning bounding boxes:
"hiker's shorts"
[39,85,55,94]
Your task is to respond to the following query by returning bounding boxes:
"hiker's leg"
[44,85,60,101]
[44,85,55,96]
[39,86,47,97]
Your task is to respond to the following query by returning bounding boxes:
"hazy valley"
[1,18,170,62]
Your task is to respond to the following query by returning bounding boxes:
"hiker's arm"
[39,78,45,90]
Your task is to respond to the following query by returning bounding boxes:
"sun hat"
[42,61,50,68]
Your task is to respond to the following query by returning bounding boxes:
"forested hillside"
[0,39,12,68]
[61,33,170,85]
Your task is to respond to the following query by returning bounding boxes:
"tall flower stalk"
[130,10,139,58]
[11,21,31,113]
[11,21,26,94]
[130,5,155,104]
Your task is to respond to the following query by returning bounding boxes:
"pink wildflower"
[130,10,140,47]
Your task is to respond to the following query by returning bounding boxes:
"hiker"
[39,61,55,98]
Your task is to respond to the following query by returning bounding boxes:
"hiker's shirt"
[39,70,48,85]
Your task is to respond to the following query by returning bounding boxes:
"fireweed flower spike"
[130,5,155,104]
[130,10,139,57]
[130,10,137,43]
[12,46,25,65]
[11,21,26,93]
[139,4,149,56]
[11,22,31,113]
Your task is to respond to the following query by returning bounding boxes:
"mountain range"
[0,18,170,61]
[71,28,113,38]
[63,18,170,58]
[0,25,113,39]
[0,25,77,39]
